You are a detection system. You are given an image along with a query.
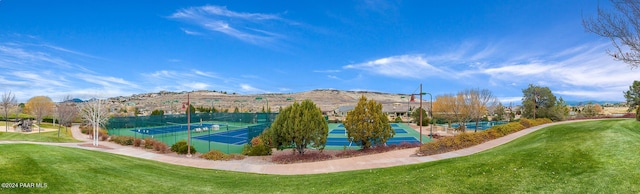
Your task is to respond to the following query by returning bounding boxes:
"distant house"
[336,106,355,116]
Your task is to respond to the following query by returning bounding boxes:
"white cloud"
[314,69,341,73]
[343,54,446,79]
[169,5,288,45]
[240,84,267,93]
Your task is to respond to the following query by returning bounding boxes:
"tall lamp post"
[182,93,192,158]
[255,96,269,112]
[409,84,434,143]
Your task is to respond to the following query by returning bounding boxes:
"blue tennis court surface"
[326,136,420,146]
[329,128,408,134]
[131,124,215,135]
[193,128,248,145]
[337,123,400,128]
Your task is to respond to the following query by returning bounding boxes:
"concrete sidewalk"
[0,120,586,175]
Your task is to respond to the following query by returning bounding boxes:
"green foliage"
[200,150,245,160]
[151,109,164,116]
[170,140,196,155]
[624,80,640,121]
[344,95,395,149]
[110,136,134,146]
[411,107,429,126]
[0,129,79,143]
[185,104,195,115]
[393,117,403,123]
[268,99,328,154]
[494,102,505,121]
[521,84,557,119]
[2,119,640,193]
[242,136,272,156]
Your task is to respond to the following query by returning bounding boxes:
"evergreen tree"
[268,100,328,154]
[624,80,640,121]
[411,107,430,126]
[344,95,395,149]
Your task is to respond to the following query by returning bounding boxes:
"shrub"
[271,152,332,164]
[133,138,142,147]
[110,136,134,146]
[171,140,196,155]
[144,138,155,149]
[153,142,170,153]
[417,119,551,156]
[394,117,403,123]
[242,136,272,156]
[199,150,245,161]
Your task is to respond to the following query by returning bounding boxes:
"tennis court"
[329,128,408,134]
[326,137,420,146]
[326,123,427,148]
[130,124,215,135]
[192,128,249,145]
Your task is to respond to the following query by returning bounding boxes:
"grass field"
[0,119,638,193]
[0,126,79,143]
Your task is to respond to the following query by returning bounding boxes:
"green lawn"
[0,119,638,193]
[0,126,79,143]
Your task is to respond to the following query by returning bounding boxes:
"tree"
[344,95,394,149]
[624,80,640,121]
[549,97,570,121]
[433,94,457,127]
[464,89,497,132]
[521,84,557,119]
[583,0,640,68]
[411,107,429,126]
[78,98,109,146]
[268,99,328,154]
[494,102,506,121]
[451,92,471,131]
[57,95,78,137]
[151,109,165,116]
[184,104,195,115]
[1,91,16,132]
[582,102,600,118]
[25,96,55,131]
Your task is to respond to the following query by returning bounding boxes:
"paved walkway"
[0,120,587,175]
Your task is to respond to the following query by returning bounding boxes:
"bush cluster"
[271,152,333,164]
[242,136,272,156]
[133,138,143,147]
[417,118,552,156]
[110,136,134,146]
[170,140,197,155]
[199,150,245,161]
[335,142,420,158]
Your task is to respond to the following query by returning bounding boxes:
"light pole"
[255,96,269,112]
[183,93,192,158]
[424,92,433,140]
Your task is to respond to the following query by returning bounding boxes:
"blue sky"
[0,0,637,103]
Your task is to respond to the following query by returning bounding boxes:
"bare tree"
[2,91,17,132]
[57,95,78,137]
[464,89,498,132]
[583,0,640,68]
[451,92,471,132]
[78,98,109,146]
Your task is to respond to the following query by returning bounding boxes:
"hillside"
[104,89,417,116]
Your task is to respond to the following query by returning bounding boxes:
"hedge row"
[416,118,552,156]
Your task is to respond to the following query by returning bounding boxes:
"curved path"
[0,120,588,175]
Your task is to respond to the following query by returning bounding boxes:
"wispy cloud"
[314,69,341,73]
[169,5,291,45]
[343,54,446,79]
[478,42,638,100]
[240,84,268,93]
